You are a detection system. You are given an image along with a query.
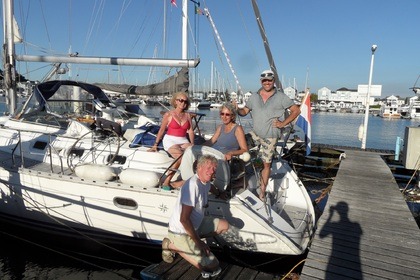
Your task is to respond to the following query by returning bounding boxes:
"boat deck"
[300,149,420,279]
[0,150,73,175]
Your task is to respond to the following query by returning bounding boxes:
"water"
[139,106,420,151]
[2,100,418,151]
[1,102,419,279]
[311,111,419,151]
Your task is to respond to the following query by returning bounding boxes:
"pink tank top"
[167,116,191,137]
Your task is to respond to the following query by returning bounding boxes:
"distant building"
[283,86,297,100]
[317,85,382,109]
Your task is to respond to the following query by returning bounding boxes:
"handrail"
[48,134,64,174]
[10,128,66,173]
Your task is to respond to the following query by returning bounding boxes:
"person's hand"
[148,146,157,152]
[225,152,233,161]
[273,119,284,129]
[198,240,210,256]
[232,100,238,110]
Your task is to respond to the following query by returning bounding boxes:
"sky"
[2,0,419,98]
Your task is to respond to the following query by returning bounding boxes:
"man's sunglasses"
[260,72,274,78]
[220,112,231,117]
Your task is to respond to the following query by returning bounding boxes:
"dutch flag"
[295,92,312,156]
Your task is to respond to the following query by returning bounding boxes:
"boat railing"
[12,130,64,174]
[47,134,64,174]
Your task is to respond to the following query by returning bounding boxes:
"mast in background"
[181,0,188,60]
[251,0,284,93]
[3,0,18,114]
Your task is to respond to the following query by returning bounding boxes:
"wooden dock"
[300,149,420,279]
[140,257,279,280]
[140,148,420,279]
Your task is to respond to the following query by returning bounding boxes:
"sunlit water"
[1,101,419,278]
[140,106,419,151]
[2,100,418,151]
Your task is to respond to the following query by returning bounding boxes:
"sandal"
[201,267,222,278]
[162,237,175,263]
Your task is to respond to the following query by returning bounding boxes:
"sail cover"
[94,67,189,95]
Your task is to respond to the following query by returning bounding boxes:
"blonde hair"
[171,92,190,110]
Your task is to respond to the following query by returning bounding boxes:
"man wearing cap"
[234,69,300,201]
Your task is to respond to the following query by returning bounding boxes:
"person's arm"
[236,106,250,117]
[180,204,210,255]
[204,125,221,146]
[225,125,248,160]
[148,112,170,151]
[274,104,301,129]
[187,113,195,145]
[232,100,250,116]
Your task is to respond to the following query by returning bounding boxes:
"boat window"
[114,197,138,210]
[68,148,84,158]
[33,141,48,150]
[108,154,126,165]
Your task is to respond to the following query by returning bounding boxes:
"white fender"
[179,146,230,191]
[74,164,117,181]
[119,169,159,188]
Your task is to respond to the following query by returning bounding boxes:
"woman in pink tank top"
[148,92,194,188]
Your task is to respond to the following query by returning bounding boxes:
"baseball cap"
[260,70,274,80]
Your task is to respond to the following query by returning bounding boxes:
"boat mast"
[3,0,18,114]
[251,0,284,93]
[210,61,214,97]
[182,0,188,60]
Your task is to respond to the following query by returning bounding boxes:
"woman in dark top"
[206,103,248,161]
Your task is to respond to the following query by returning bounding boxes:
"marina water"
[1,100,418,151]
[1,101,419,279]
[139,105,420,151]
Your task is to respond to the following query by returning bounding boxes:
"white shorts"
[163,135,190,150]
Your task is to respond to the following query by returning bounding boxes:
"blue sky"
[3,0,419,97]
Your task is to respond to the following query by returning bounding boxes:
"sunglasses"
[220,112,231,117]
[260,72,274,78]
[261,79,273,83]
[176,98,188,104]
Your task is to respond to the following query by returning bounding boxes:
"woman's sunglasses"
[220,112,231,117]
[176,99,188,104]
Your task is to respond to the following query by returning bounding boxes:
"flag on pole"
[195,6,203,15]
[170,0,177,7]
[295,93,312,156]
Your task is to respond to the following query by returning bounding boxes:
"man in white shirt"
[162,154,229,278]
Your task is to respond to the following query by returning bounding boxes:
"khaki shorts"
[168,216,220,267]
[250,130,277,163]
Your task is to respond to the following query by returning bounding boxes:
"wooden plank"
[141,258,281,279]
[300,149,420,280]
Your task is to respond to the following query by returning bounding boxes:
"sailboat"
[0,0,316,266]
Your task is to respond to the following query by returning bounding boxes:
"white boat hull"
[0,80,315,259]
[0,157,314,256]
